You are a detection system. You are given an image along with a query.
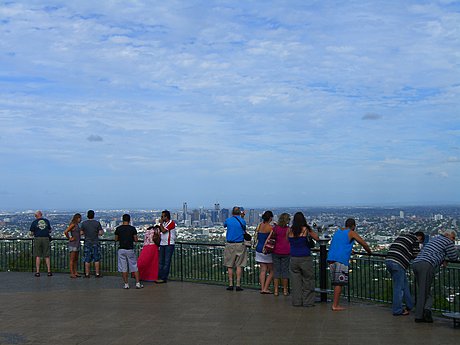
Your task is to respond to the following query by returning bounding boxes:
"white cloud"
[0,0,459,208]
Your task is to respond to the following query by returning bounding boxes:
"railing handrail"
[2,238,458,263]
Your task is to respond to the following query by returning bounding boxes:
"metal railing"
[0,238,458,313]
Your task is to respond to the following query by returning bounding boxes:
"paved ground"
[0,272,458,345]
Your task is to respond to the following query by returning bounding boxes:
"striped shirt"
[413,235,459,268]
[385,233,420,270]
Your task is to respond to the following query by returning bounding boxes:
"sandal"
[274,291,279,296]
[47,272,53,277]
[34,272,40,277]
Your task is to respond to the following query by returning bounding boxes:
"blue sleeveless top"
[256,232,270,253]
[327,228,354,265]
[288,236,311,257]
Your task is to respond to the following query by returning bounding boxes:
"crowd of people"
[29,207,459,322]
[31,209,176,289]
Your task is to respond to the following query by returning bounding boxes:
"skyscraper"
[183,202,188,221]
[220,208,229,223]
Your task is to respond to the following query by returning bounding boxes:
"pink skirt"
[137,244,159,282]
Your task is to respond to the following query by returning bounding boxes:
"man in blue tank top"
[327,218,371,311]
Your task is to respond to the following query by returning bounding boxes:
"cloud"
[0,1,459,208]
[87,134,103,142]
[362,113,382,120]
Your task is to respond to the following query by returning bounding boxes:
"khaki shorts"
[33,237,50,257]
[224,243,248,268]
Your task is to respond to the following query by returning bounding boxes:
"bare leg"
[35,257,41,273]
[75,252,80,275]
[282,278,289,295]
[236,266,242,287]
[70,252,76,276]
[134,271,140,283]
[263,263,274,292]
[85,262,90,276]
[274,278,280,295]
[95,261,100,275]
[45,257,51,273]
[227,267,234,286]
[259,263,267,291]
[332,286,345,311]
[122,272,128,284]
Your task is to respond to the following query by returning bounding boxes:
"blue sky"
[1,0,459,210]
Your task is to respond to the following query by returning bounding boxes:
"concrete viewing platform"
[0,272,458,345]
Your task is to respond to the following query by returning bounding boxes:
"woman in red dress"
[137,225,160,282]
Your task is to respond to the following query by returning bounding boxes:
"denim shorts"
[84,243,101,263]
[68,245,80,252]
[272,254,290,279]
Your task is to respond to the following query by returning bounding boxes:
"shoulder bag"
[262,230,276,254]
[234,216,252,247]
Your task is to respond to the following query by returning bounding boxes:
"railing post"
[180,243,184,282]
[318,238,330,302]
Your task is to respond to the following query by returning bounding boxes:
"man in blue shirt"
[223,206,247,291]
[29,210,52,277]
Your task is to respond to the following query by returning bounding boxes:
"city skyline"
[1,1,459,209]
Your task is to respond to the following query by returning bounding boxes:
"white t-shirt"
[160,220,176,246]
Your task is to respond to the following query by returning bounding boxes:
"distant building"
[183,202,188,221]
[434,214,443,221]
[192,209,200,222]
[400,211,404,219]
[220,208,229,222]
[248,209,257,225]
[211,210,219,223]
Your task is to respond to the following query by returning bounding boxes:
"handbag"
[148,226,161,246]
[262,235,276,254]
[243,233,252,248]
[234,216,252,247]
[152,230,161,246]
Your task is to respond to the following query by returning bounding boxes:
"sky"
[1,0,460,210]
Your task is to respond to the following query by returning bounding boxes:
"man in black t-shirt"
[114,214,143,289]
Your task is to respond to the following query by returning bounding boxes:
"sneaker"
[235,286,244,292]
[155,279,166,284]
[136,282,144,289]
[226,286,234,291]
[124,283,130,289]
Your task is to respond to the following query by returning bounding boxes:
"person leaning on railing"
[385,231,425,316]
[412,229,459,323]
[327,218,372,311]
